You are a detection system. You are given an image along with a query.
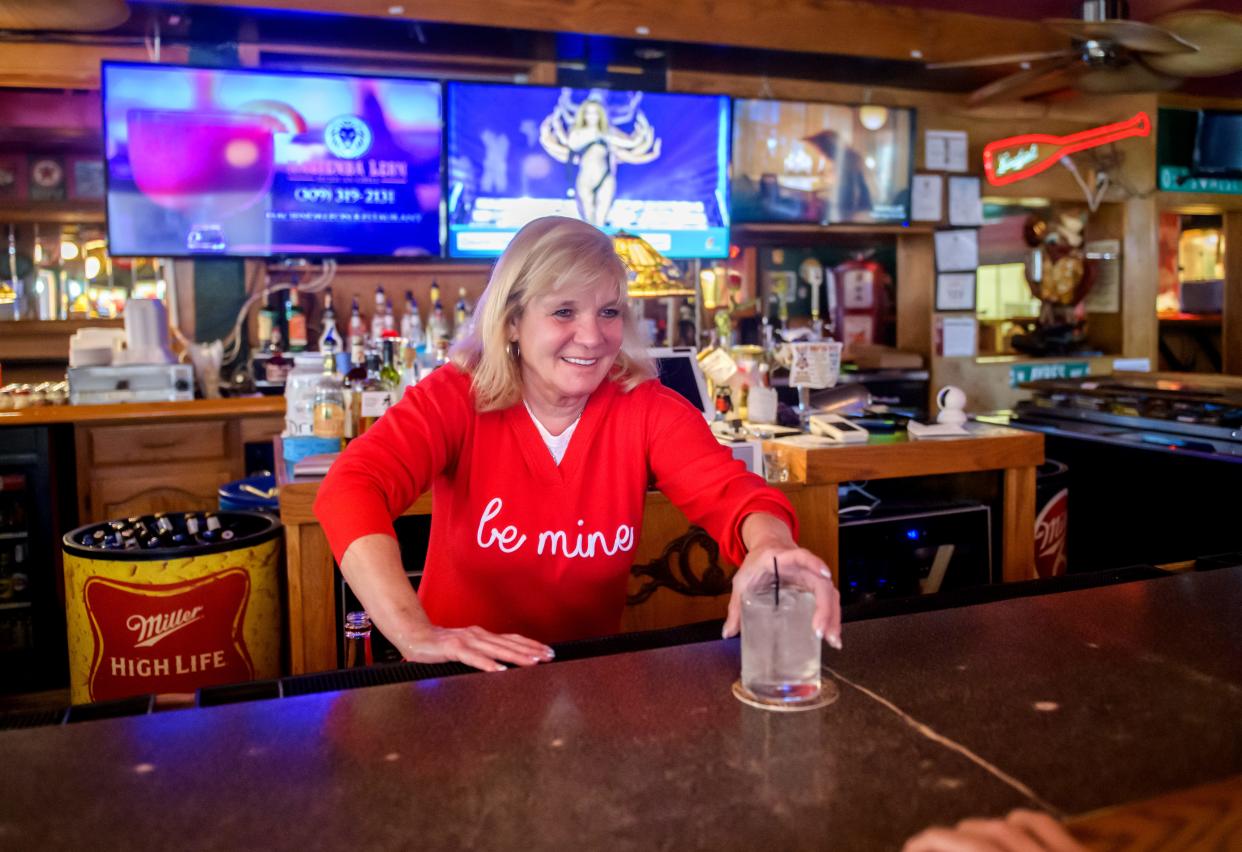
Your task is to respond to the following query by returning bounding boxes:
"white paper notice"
[947,176,983,226]
[934,229,979,272]
[936,273,977,312]
[926,130,969,172]
[940,316,977,358]
[788,341,842,389]
[911,174,943,222]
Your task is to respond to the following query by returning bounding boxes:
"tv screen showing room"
[103,62,442,257]
[446,82,731,258]
[731,98,914,225]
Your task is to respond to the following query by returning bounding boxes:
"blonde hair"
[450,216,655,412]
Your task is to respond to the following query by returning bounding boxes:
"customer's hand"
[903,810,1087,852]
[401,625,555,673]
[724,513,842,648]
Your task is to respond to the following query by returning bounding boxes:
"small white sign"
[926,130,969,172]
[698,347,739,385]
[911,174,943,222]
[360,390,394,418]
[936,273,977,312]
[948,176,983,226]
[788,341,842,389]
[934,229,979,272]
[939,316,978,358]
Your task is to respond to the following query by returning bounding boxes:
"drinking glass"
[741,565,821,704]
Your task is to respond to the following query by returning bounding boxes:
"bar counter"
[3,566,1238,849]
[280,423,1042,674]
[0,395,286,426]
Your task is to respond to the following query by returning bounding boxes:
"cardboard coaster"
[732,677,840,712]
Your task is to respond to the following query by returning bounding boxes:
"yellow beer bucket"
[62,511,282,705]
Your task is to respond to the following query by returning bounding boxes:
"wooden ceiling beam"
[146,0,1064,65]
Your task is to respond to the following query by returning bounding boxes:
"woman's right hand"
[402,625,556,673]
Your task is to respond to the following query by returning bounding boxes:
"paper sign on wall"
[934,229,979,272]
[947,176,983,226]
[936,273,977,312]
[911,174,943,221]
[925,130,969,172]
[938,316,977,358]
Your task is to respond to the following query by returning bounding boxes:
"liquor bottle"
[382,297,397,338]
[428,279,441,307]
[370,285,386,343]
[286,289,308,352]
[348,297,366,346]
[401,290,424,349]
[453,287,470,342]
[312,352,346,442]
[379,338,401,389]
[342,338,367,439]
[428,299,448,350]
[257,303,276,354]
[344,610,373,668]
[356,351,392,436]
[318,288,341,354]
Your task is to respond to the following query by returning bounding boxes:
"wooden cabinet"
[74,408,284,524]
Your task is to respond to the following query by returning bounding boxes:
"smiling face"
[513,280,625,414]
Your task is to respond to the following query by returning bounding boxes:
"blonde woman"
[316,216,840,672]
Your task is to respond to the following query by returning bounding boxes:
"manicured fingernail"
[531,656,543,664]
[495,664,508,672]
[829,634,843,650]
[815,627,824,640]
[820,568,832,579]
[544,648,555,658]
[721,626,729,638]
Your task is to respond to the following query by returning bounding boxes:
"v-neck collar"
[507,380,615,486]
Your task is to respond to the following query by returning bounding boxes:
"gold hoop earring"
[507,341,520,359]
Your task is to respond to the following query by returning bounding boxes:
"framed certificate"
[935,272,977,312]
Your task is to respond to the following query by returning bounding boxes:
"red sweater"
[314,364,796,643]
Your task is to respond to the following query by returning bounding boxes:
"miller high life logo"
[1034,488,1069,579]
[83,569,254,701]
[983,112,1151,187]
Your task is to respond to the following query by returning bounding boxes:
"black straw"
[773,556,780,607]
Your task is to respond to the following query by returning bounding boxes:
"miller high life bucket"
[62,511,282,705]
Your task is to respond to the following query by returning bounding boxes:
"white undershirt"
[524,402,581,465]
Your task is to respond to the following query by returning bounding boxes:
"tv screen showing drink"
[102,62,442,258]
[731,98,914,225]
[446,82,731,258]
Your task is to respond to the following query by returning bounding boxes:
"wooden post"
[1223,212,1242,375]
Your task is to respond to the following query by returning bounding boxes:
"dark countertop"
[2,568,1241,850]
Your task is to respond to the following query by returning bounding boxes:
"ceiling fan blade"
[1075,61,1182,94]
[927,49,1077,71]
[1145,11,1242,77]
[1043,17,1197,54]
[967,60,1081,107]
[0,0,128,30]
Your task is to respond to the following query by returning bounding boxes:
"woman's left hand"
[722,513,842,649]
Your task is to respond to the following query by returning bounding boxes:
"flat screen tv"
[446,82,731,258]
[102,62,442,258]
[731,98,914,225]
[1194,110,1242,176]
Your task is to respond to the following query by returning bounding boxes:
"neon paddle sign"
[983,112,1151,186]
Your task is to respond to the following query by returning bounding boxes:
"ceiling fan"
[928,0,1242,106]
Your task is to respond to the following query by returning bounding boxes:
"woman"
[538,91,661,228]
[315,216,841,672]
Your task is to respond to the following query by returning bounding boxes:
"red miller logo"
[83,569,254,702]
[1034,488,1069,579]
